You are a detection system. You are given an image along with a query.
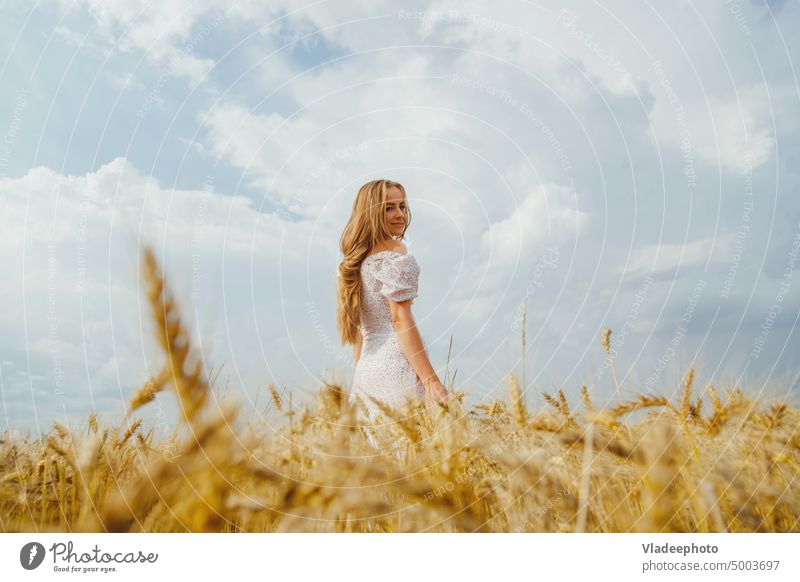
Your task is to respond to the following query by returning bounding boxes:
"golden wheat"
[1,247,798,533]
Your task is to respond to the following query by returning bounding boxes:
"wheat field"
[1,247,798,533]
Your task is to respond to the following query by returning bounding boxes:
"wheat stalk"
[601,327,623,403]
[610,394,671,418]
[507,374,528,428]
[141,247,209,424]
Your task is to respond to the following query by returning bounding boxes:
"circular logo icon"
[20,542,46,570]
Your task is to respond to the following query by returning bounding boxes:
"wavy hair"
[336,179,411,345]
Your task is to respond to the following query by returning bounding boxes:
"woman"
[336,179,449,421]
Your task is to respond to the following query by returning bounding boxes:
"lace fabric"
[349,251,425,425]
[372,252,420,302]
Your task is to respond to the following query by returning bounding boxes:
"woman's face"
[385,186,408,237]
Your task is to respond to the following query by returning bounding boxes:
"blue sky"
[1,0,799,436]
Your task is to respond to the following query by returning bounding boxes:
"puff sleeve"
[373,254,420,302]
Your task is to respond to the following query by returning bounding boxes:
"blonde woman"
[337,179,448,420]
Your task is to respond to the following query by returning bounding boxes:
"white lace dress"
[350,250,426,421]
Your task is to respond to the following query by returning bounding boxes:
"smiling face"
[385,185,408,237]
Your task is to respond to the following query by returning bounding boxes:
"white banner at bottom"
[1,533,797,581]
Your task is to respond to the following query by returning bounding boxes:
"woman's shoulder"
[361,242,419,279]
[364,240,409,261]
[369,239,407,256]
[389,240,408,255]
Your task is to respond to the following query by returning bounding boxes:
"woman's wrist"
[421,374,441,387]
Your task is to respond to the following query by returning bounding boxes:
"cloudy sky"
[1,0,798,436]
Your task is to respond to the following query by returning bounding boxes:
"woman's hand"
[424,380,449,407]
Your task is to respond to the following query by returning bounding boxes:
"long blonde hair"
[336,179,412,345]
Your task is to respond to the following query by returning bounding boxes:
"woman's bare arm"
[388,300,441,387]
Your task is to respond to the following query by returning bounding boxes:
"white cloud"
[52,0,230,85]
[105,71,148,92]
[624,233,736,276]
[481,184,588,262]
[52,25,89,48]
[675,81,792,175]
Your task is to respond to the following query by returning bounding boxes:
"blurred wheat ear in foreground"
[1,246,798,532]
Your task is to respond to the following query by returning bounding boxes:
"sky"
[1,0,799,437]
